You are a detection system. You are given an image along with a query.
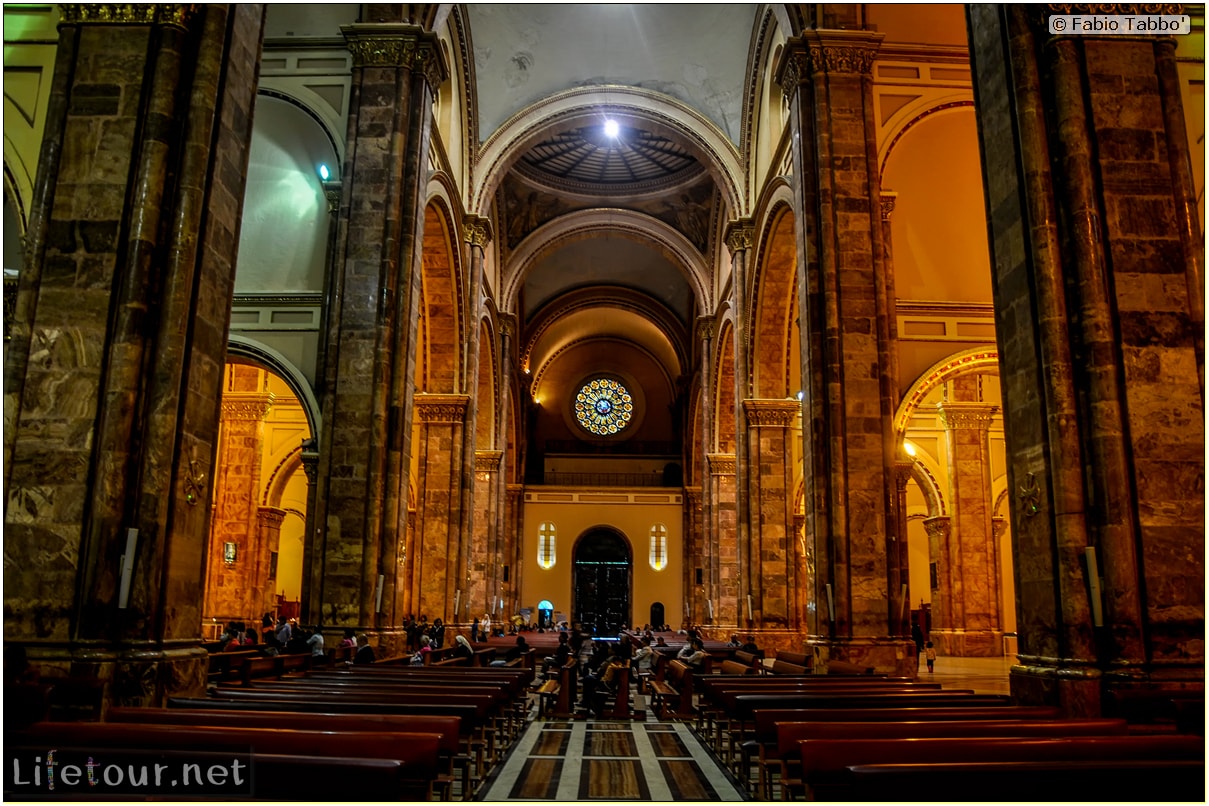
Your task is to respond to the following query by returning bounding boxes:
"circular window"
[574,377,634,435]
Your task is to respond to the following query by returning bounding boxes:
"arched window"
[649,523,667,571]
[538,522,557,569]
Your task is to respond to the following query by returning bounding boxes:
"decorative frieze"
[707,453,736,475]
[775,31,884,96]
[414,394,470,423]
[936,401,996,431]
[59,4,195,27]
[474,450,503,472]
[743,398,800,427]
[341,24,448,90]
[221,393,275,422]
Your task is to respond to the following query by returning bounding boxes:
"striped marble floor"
[477,719,746,801]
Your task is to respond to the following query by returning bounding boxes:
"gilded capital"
[463,215,494,248]
[776,31,882,96]
[723,219,755,254]
[415,393,470,423]
[342,24,448,90]
[60,4,196,27]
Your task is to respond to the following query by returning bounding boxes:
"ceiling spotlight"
[904,442,917,457]
[318,164,330,181]
[603,119,619,139]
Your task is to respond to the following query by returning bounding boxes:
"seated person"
[676,637,708,670]
[452,634,475,661]
[352,633,375,664]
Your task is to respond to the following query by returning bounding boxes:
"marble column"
[690,316,714,626]
[2,4,264,707]
[474,450,504,621]
[934,399,1001,657]
[741,398,800,646]
[776,30,910,674]
[461,215,492,620]
[724,220,755,635]
[311,20,446,655]
[411,394,471,625]
[707,453,738,626]
[505,483,524,616]
[204,382,274,623]
[968,5,1204,713]
[496,314,517,615]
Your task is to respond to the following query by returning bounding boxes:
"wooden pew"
[549,658,579,718]
[648,659,695,718]
[770,718,1130,800]
[798,735,1205,801]
[744,704,1056,799]
[106,707,468,799]
[11,722,444,801]
[207,649,259,684]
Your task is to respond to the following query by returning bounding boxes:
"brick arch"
[752,206,798,398]
[714,320,736,454]
[419,202,463,394]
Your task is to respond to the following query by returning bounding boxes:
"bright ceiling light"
[603,119,619,138]
[903,442,916,457]
[318,164,330,181]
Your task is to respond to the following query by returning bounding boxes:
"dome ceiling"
[514,124,705,196]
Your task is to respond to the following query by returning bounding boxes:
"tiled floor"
[477,655,1013,802]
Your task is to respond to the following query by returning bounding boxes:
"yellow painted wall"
[520,490,684,632]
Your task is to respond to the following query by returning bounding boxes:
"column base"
[807,636,919,677]
[931,628,1005,657]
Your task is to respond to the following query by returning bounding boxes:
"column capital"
[880,191,898,222]
[414,393,470,423]
[695,316,716,342]
[463,215,494,248]
[723,218,755,254]
[743,398,800,427]
[707,453,736,475]
[923,515,951,540]
[257,506,287,529]
[936,400,997,431]
[498,312,518,340]
[342,24,448,90]
[220,392,275,421]
[322,180,343,214]
[59,4,197,27]
[474,450,503,472]
[775,30,884,95]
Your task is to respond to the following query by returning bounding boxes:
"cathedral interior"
[2,1,1205,730]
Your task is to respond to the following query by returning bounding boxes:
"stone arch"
[893,347,1001,443]
[227,334,321,439]
[714,319,737,454]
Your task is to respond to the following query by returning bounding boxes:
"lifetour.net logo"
[7,748,254,797]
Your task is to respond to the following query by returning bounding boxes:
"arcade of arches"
[3,4,1204,717]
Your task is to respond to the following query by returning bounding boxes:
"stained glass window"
[538,522,556,569]
[574,377,634,435]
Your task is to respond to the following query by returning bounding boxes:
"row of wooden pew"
[6,662,538,801]
[680,653,1204,801]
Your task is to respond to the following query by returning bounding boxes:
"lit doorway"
[572,528,631,636]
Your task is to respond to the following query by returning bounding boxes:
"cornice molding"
[474,450,504,471]
[776,30,885,95]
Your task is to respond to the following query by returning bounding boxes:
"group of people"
[212,615,376,665]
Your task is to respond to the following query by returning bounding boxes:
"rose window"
[574,378,634,435]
